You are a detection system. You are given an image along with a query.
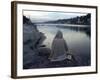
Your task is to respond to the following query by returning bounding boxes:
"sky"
[23,10,88,23]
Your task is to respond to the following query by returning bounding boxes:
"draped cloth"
[49,30,69,62]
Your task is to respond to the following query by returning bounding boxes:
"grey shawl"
[49,30,68,61]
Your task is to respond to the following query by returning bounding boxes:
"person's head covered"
[55,30,63,39]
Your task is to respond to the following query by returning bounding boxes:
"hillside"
[45,14,91,25]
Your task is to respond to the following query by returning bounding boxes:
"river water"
[37,24,91,66]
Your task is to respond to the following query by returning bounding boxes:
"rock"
[23,18,46,69]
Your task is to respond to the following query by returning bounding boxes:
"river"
[37,24,91,66]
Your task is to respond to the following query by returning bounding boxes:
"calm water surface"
[37,24,91,65]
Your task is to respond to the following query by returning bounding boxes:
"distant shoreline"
[36,23,90,27]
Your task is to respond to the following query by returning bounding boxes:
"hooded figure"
[49,30,68,62]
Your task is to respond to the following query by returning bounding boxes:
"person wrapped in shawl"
[49,30,69,62]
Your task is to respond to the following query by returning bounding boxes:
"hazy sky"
[23,10,87,23]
